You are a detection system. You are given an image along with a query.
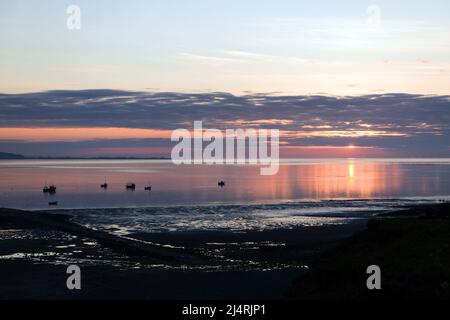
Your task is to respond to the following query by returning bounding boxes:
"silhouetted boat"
[126,183,136,190]
[144,185,152,191]
[101,177,108,189]
[48,201,58,206]
[43,185,56,193]
[218,181,225,187]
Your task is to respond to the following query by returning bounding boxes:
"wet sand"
[6,203,447,299]
[0,207,366,299]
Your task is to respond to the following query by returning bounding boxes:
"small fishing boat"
[48,201,58,206]
[101,178,108,189]
[144,185,152,191]
[126,183,136,190]
[218,181,225,187]
[43,185,56,193]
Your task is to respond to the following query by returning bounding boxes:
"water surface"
[0,159,449,210]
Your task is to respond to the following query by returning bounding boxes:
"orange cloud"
[282,145,376,149]
[417,58,430,64]
[0,126,409,142]
[0,127,173,142]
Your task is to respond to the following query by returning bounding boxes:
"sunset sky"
[0,1,449,157]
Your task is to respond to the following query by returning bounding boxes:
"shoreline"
[1,202,449,299]
[8,196,447,213]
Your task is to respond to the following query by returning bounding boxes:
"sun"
[347,145,355,149]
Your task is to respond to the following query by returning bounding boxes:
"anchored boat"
[43,185,56,193]
[126,183,136,190]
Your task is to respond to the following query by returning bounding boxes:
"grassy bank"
[286,203,450,300]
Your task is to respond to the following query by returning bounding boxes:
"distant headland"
[0,152,169,160]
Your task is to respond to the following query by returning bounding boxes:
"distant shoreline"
[5,157,171,160]
[0,152,170,160]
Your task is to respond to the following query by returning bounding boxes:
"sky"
[1,0,450,95]
[0,1,449,158]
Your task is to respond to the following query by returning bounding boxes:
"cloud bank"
[0,90,449,157]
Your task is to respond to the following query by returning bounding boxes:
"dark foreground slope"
[286,203,450,300]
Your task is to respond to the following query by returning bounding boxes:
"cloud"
[177,53,241,65]
[0,127,172,142]
[0,90,449,157]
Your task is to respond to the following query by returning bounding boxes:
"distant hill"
[0,152,169,160]
[0,152,25,159]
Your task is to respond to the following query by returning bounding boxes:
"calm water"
[1,159,449,210]
[1,159,450,233]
